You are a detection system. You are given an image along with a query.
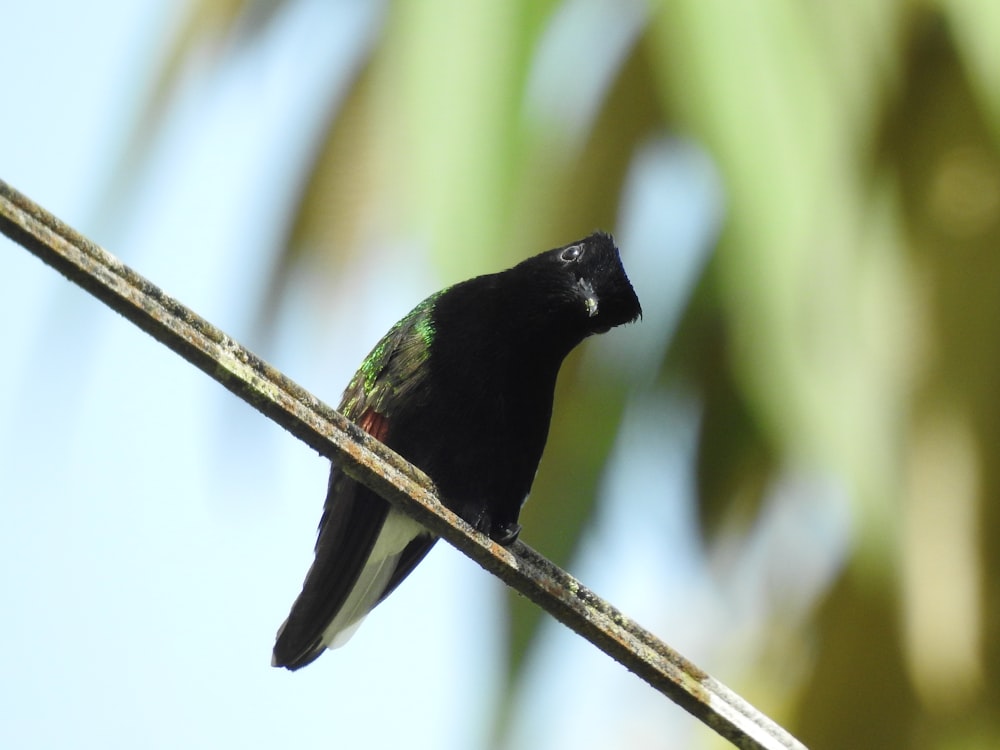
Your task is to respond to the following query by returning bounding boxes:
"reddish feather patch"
[357,408,390,442]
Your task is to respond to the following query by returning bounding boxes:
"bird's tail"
[272,473,433,670]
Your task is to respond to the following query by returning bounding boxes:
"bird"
[272,231,641,670]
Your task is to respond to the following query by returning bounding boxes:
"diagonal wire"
[0,178,808,750]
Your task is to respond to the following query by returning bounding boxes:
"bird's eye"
[560,244,583,262]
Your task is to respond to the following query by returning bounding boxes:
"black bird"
[272,232,641,670]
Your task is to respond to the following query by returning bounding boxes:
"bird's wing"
[272,300,439,669]
[339,293,440,423]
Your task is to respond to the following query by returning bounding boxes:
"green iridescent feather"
[339,291,441,420]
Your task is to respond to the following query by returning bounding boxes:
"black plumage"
[272,232,641,670]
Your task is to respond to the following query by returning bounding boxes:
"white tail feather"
[319,509,426,650]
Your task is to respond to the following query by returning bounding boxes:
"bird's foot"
[489,521,521,546]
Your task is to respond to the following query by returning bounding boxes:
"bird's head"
[521,231,642,338]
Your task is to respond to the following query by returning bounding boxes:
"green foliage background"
[107,2,1000,747]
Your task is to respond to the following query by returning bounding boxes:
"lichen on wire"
[0,178,808,750]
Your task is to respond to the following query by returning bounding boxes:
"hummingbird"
[272,232,641,669]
